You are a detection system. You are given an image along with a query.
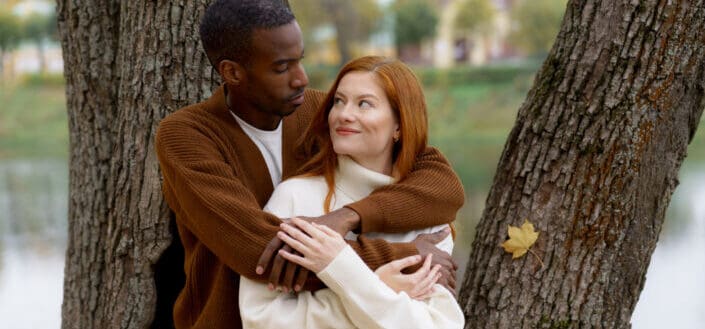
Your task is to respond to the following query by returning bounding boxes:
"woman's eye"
[359,100,372,108]
[334,97,344,106]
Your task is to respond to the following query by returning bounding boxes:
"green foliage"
[290,0,382,64]
[454,0,496,34]
[415,63,539,87]
[22,12,56,42]
[0,10,21,52]
[509,0,568,55]
[303,64,338,91]
[392,0,438,47]
[291,0,381,39]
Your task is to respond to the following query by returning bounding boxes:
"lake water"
[0,159,702,328]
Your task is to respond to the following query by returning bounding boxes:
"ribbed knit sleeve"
[264,177,419,272]
[156,113,280,281]
[346,146,465,234]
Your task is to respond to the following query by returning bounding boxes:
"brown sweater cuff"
[390,242,419,262]
[346,199,387,233]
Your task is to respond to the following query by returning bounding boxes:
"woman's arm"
[278,219,465,329]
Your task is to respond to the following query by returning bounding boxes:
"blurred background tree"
[21,11,55,73]
[289,0,382,66]
[0,9,21,76]
[454,0,495,34]
[392,0,438,63]
[509,0,568,56]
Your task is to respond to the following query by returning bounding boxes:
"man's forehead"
[250,21,303,59]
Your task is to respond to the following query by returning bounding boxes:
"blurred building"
[434,0,519,68]
[2,43,63,77]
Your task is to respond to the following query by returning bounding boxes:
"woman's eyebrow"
[356,93,380,101]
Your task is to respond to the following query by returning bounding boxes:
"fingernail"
[294,285,301,292]
[256,266,263,275]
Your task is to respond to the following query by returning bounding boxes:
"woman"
[239,56,464,329]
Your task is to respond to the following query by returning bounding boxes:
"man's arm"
[263,147,462,289]
[156,115,283,281]
[346,146,465,233]
[156,114,431,283]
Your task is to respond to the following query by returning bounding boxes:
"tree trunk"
[57,1,214,328]
[322,0,354,66]
[459,1,705,328]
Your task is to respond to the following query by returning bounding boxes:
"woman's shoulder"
[266,175,328,217]
[269,175,328,203]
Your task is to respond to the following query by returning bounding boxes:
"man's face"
[241,21,308,120]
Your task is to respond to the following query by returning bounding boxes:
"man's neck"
[224,85,283,131]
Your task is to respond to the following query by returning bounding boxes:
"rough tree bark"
[459,1,704,328]
[57,1,214,328]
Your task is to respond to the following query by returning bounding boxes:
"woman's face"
[328,71,399,174]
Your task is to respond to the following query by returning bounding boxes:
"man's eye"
[275,64,288,73]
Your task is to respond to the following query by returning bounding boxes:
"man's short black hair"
[199,0,295,69]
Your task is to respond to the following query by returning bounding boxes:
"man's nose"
[291,62,308,89]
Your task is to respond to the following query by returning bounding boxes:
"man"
[155,0,465,328]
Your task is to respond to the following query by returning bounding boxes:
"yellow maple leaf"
[502,219,539,259]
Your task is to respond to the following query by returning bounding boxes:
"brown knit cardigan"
[155,86,465,328]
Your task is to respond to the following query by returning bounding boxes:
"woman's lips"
[335,127,359,136]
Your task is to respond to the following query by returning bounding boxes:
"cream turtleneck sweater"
[238,156,463,329]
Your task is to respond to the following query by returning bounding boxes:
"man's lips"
[335,127,360,136]
[290,92,305,105]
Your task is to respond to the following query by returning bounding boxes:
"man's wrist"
[340,206,361,232]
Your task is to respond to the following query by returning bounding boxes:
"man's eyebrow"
[272,50,305,66]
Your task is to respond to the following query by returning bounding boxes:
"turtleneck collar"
[334,155,397,201]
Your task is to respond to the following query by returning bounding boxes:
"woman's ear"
[393,126,401,143]
[219,60,244,85]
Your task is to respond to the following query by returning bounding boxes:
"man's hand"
[256,207,361,291]
[411,228,458,292]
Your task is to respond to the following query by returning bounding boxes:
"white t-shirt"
[230,112,283,186]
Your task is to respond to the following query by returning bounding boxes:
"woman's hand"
[375,254,441,300]
[277,218,347,273]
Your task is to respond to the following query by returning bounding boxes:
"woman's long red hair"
[296,56,429,213]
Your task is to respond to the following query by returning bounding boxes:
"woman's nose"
[336,106,355,122]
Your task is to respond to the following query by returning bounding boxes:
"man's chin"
[280,104,299,117]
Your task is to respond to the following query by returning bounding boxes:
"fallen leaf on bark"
[502,219,543,266]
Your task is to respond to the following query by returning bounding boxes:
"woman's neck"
[347,154,394,177]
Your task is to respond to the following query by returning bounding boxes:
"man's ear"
[219,60,244,85]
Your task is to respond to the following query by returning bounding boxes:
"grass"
[0,80,68,159]
[425,75,534,190]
